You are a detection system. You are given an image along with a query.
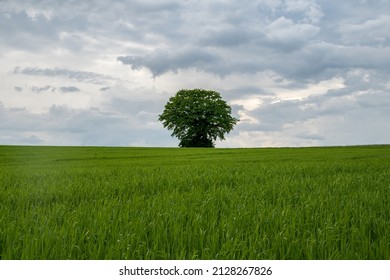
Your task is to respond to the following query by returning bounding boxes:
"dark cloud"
[118,47,220,77]
[18,85,81,94]
[5,0,389,82]
[99,87,111,92]
[0,11,58,51]
[31,85,55,93]
[200,28,252,47]
[59,86,80,93]
[13,66,113,84]
[114,0,390,83]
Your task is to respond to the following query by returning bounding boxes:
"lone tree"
[159,89,238,147]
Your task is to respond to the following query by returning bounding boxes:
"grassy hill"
[0,145,389,259]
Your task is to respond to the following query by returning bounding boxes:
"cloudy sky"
[1,0,389,147]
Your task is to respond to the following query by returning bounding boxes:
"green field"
[0,145,389,259]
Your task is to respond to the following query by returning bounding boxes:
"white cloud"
[25,7,54,21]
[264,16,320,49]
[283,0,324,23]
[339,15,390,45]
[276,77,345,100]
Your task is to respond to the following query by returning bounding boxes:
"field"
[0,145,389,260]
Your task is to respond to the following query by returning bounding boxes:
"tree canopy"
[159,89,238,147]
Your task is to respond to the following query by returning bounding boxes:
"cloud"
[199,28,252,47]
[283,0,324,23]
[59,86,80,93]
[115,1,325,78]
[14,86,23,92]
[240,85,390,135]
[118,47,220,77]
[224,88,390,147]
[13,67,114,84]
[114,0,388,82]
[263,16,320,51]
[0,10,58,51]
[338,15,390,46]
[0,102,174,146]
[31,85,55,93]
[28,85,80,93]
[262,42,390,81]
[99,87,111,92]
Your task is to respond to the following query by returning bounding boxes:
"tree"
[159,89,238,147]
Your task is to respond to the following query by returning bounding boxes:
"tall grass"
[0,145,389,259]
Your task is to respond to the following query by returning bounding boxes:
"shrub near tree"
[159,89,238,148]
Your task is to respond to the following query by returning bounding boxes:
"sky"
[1,0,389,147]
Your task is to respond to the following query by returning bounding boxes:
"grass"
[0,145,389,259]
